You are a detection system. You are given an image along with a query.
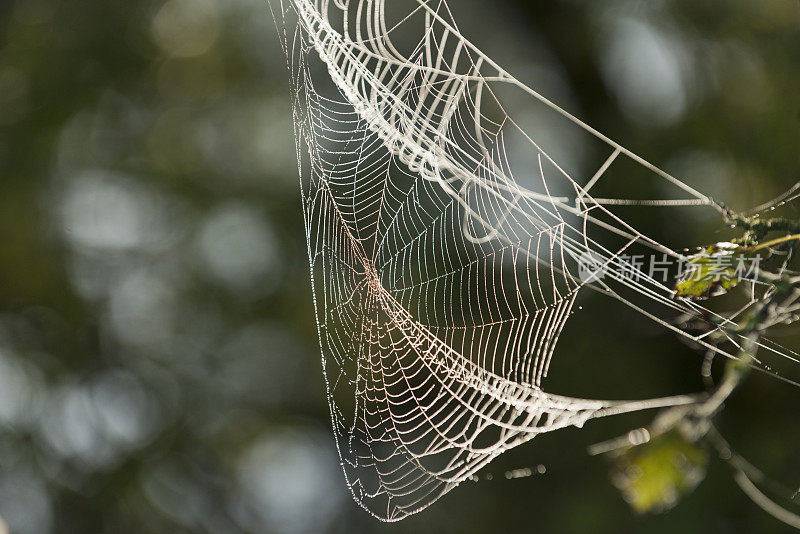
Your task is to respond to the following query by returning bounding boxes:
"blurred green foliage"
[610,430,708,515]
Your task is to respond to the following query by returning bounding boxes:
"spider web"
[271,0,800,521]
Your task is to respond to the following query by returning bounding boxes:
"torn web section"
[467,75,712,341]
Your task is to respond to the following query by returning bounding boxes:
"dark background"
[0,0,798,532]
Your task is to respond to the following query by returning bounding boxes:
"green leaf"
[609,429,708,514]
[674,242,741,300]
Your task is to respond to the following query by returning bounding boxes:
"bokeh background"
[0,0,798,532]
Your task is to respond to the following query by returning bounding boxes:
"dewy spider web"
[271,0,799,520]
